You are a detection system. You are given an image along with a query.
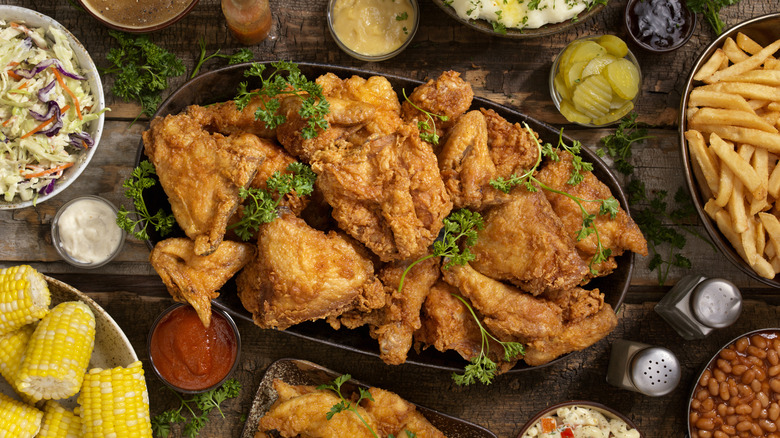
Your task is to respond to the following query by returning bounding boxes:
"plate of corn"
[0,265,153,437]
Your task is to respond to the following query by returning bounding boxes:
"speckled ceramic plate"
[241,358,498,438]
[0,276,138,409]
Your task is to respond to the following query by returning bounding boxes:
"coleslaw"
[523,406,640,438]
[0,19,101,203]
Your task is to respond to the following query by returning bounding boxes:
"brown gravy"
[82,0,192,29]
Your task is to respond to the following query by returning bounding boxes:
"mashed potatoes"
[522,405,640,438]
[446,0,600,30]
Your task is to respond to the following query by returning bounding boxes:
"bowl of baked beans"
[688,329,780,438]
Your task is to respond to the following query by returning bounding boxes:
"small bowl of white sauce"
[327,0,419,61]
[51,196,125,269]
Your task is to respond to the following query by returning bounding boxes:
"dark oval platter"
[136,62,634,374]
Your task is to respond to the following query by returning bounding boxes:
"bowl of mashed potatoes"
[431,0,606,38]
[518,401,642,438]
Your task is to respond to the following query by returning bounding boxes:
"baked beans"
[691,331,780,438]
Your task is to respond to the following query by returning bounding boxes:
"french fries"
[686,33,780,279]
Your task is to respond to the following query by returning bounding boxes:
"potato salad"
[0,20,99,203]
[446,0,602,31]
[523,406,640,438]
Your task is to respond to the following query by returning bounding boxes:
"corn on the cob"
[0,324,38,403]
[16,300,96,401]
[37,400,82,438]
[77,360,153,438]
[0,392,43,438]
[0,265,50,336]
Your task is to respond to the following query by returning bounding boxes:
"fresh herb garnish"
[152,378,241,438]
[191,38,253,79]
[397,209,484,295]
[686,0,741,34]
[597,112,653,176]
[234,61,330,139]
[103,31,185,120]
[317,375,380,438]
[116,160,176,241]
[229,162,317,240]
[451,294,525,386]
[396,11,408,20]
[490,125,619,274]
[628,180,713,285]
[401,89,449,145]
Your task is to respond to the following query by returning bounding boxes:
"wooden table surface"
[2,0,780,436]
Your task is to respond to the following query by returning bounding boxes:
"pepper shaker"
[654,275,742,340]
[606,339,681,396]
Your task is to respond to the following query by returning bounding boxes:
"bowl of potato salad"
[518,401,642,438]
[0,6,105,209]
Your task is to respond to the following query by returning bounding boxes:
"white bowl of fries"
[680,12,780,286]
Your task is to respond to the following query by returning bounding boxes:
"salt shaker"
[654,275,742,340]
[606,339,681,396]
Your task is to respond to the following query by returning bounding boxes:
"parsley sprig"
[597,113,653,176]
[229,162,317,240]
[628,180,714,285]
[234,61,330,139]
[191,38,253,79]
[396,209,484,295]
[103,31,185,119]
[317,375,379,438]
[152,378,242,438]
[686,0,742,35]
[401,89,449,145]
[451,294,525,386]
[116,160,176,241]
[490,125,619,274]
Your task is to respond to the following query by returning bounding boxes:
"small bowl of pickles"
[549,35,642,127]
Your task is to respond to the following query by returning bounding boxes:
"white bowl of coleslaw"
[518,401,643,438]
[0,6,105,209]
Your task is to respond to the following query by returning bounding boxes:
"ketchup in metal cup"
[149,305,238,392]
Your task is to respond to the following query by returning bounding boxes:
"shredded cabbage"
[0,19,101,203]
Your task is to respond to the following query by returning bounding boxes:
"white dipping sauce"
[57,198,123,264]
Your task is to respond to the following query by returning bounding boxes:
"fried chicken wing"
[312,123,452,262]
[480,108,538,179]
[236,212,384,330]
[437,110,508,210]
[258,380,377,438]
[186,96,276,139]
[470,188,589,295]
[143,113,266,256]
[413,280,517,373]
[149,238,254,327]
[536,151,648,277]
[442,263,617,366]
[363,388,446,438]
[402,71,474,142]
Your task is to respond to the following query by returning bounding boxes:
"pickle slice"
[566,41,607,65]
[572,74,612,119]
[597,35,629,58]
[593,101,635,126]
[559,99,592,125]
[604,58,640,100]
[581,54,617,78]
[564,61,588,89]
[554,71,572,101]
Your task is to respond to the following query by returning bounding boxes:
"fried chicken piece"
[257,380,377,438]
[363,388,446,438]
[402,71,474,143]
[536,151,648,277]
[149,238,254,327]
[312,123,452,262]
[437,110,508,210]
[186,96,276,139]
[236,212,384,330]
[442,263,617,366]
[143,113,266,256]
[413,280,517,373]
[339,257,441,365]
[480,108,538,179]
[542,287,604,324]
[470,188,589,295]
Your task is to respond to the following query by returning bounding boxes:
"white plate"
[0,275,138,409]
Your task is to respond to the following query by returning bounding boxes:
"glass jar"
[221,0,272,45]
